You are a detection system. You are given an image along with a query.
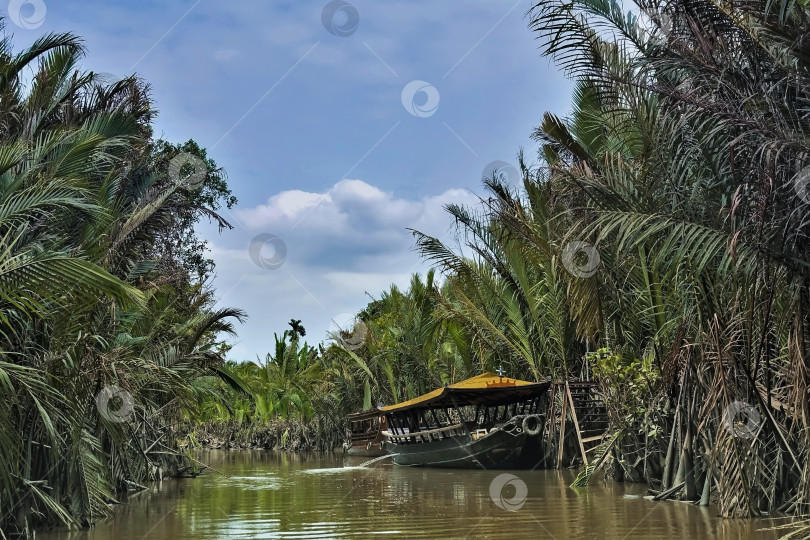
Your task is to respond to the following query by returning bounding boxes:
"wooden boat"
[344,408,387,457]
[380,372,550,468]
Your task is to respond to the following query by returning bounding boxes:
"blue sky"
[6,0,572,360]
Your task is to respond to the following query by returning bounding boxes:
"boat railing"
[382,423,465,444]
[348,431,379,445]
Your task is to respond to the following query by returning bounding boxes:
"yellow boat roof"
[380,372,548,413]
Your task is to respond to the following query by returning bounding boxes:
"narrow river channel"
[38,450,779,539]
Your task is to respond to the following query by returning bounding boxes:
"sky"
[4,0,572,360]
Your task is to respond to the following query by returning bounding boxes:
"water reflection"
[38,450,777,539]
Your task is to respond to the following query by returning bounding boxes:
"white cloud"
[208,179,478,358]
[238,189,334,226]
[235,178,471,235]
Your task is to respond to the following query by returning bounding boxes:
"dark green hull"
[387,428,539,469]
[346,444,387,457]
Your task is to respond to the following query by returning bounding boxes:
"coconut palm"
[402,0,810,519]
[0,22,243,534]
[235,332,322,421]
[525,0,808,517]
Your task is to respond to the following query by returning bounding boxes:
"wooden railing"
[383,423,465,444]
[348,432,379,444]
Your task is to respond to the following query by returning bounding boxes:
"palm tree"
[235,332,321,420]
[322,270,478,414]
[524,0,809,516]
[0,22,244,534]
[400,0,810,519]
[413,174,582,381]
[288,318,306,339]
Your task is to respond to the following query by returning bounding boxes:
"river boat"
[380,372,550,468]
[344,407,388,457]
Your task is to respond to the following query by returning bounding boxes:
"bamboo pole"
[566,381,589,467]
[541,387,557,468]
[557,383,568,469]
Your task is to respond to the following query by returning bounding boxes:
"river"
[38,450,780,539]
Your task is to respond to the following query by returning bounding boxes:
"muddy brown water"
[38,450,782,539]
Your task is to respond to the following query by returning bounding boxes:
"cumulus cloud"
[238,179,419,229]
[205,179,478,357]
[232,179,475,267]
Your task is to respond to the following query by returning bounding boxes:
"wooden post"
[566,381,589,467]
[556,383,568,469]
[449,394,470,437]
[541,387,556,468]
[430,408,442,439]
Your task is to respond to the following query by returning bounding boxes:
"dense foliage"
[523,0,810,518]
[0,25,243,535]
[411,0,810,520]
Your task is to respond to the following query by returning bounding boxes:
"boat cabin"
[379,373,551,468]
[345,407,387,456]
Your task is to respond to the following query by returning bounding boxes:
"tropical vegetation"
[0,23,243,536]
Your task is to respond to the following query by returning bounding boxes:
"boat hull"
[346,444,387,457]
[387,428,537,469]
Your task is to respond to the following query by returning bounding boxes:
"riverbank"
[182,419,341,452]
